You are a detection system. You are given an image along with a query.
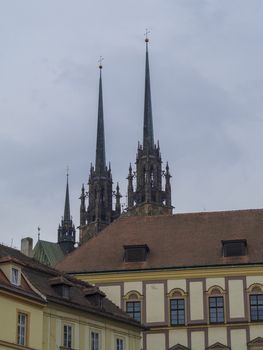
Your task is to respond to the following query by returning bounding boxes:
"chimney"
[21,237,33,257]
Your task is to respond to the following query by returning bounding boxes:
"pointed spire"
[143,32,154,152]
[64,171,71,222]
[95,60,106,174]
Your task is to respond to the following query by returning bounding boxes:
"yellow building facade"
[57,210,263,350]
[0,245,142,350]
[77,265,263,350]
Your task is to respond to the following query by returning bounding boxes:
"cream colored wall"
[191,331,205,350]
[228,280,245,318]
[146,333,165,350]
[99,285,121,307]
[189,281,204,320]
[247,275,263,287]
[250,324,263,339]
[0,293,43,349]
[206,277,225,290]
[42,306,141,350]
[124,281,143,295]
[230,329,247,350]
[146,283,165,323]
[169,329,188,347]
[167,279,186,293]
[208,327,227,346]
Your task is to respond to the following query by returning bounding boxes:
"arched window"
[168,288,187,326]
[207,286,225,324]
[247,284,263,322]
[123,291,143,322]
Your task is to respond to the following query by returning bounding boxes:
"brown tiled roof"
[0,244,142,329]
[57,209,263,273]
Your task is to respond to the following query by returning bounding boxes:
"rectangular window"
[209,296,224,323]
[91,331,99,350]
[250,294,263,321]
[126,301,141,322]
[170,299,185,326]
[222,240,247,257]
[116,338,124,350]
[63,324,72,348]
[17,312,27,346]
[12,268,19,285]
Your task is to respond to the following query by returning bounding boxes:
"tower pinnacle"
[58,172,76,254]
[64,170,71,223]
[95,60,106,174]
[143,31,154,152]
[127,36,173,216]
[79,61,121,243]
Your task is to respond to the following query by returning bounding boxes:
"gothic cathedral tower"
[57,174,76,254]
[127,37,172,216]
[79,64,121,243]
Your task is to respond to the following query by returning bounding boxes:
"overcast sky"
[1,0,263,248]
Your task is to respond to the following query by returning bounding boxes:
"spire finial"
[37,226,40,241]
[98,56,104,70]
[144,28,150,43]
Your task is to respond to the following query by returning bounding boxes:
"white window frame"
[90,330,100,350]
[12,267,19,285]
[17,312,27,346]
[116,337,124,350]
[63,324,73,348]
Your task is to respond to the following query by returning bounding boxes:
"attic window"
[222,239,247,257]
[49,276,72,299]
[124,245,149,262]
[11,268,19,286]
[62,285,70,299]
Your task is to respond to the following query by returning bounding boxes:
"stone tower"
[57,174,76,254]
[127,37,172,216]
[79,64,121,243]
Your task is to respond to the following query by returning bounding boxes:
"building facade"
[0,244,142,350]
[56,38,263,350]
[57,211,263,350]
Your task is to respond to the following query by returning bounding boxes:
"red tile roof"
[57,209,263,273]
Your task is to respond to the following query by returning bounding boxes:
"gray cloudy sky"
[1,0,263,248]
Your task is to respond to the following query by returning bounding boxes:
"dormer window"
[124,244,149,262]
[11,267,19,285]
[49,276,72,299]
[62,285,70,299]
[222,239,247,257]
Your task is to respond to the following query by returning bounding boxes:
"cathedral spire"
[95,61,106,174]
[143,34,154,152]
[58,171,76,254]
[79,59,121,244]
[126,34,173,216]
[64,171,71,223]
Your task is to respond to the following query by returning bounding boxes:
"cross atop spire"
[95,60,106,174]
[143,31,154,152]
